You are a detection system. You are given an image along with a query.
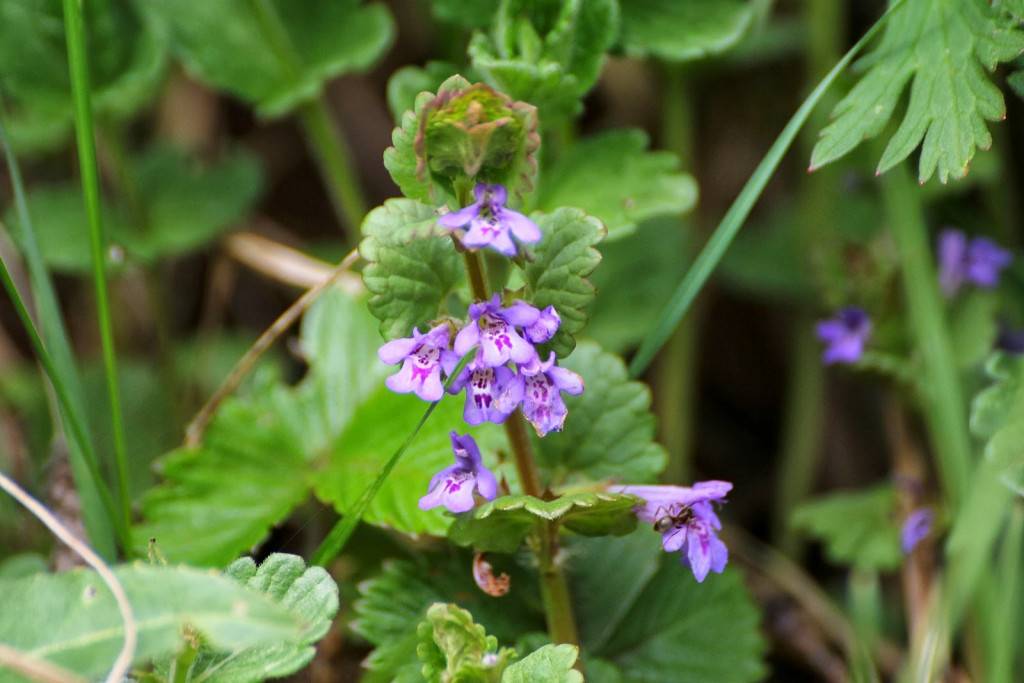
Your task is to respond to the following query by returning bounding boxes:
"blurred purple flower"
[455,294,539,368]
[378,324,459,402]
[449,355,517,425]
[620,481,733,583]
[938,229,1012,296]
[504,352,584,436]
[901,508,933,554]
[816,307,871,365]
[419,432,498,513]
[438,183,541,257]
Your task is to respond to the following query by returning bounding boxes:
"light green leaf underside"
[811,0,1024,183]
[149,0,394,117]
[535,129,697,240]
[535,341,667,486]
[791,484,903,571]
[524,208,604,357]
[448,492,640,553]
[416,603,515,683]
[619,0,755,62]
[0,564,304,683]
[502,644,582,683]
[359,198,463,340]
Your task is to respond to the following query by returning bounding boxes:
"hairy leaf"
[448,493,640,553]
[810,0,1024,183]
[791,485,903,571]
[0,0,167,152]
[0,564,304,682]
[535,130,697,240]
[416,603,515,682]
[353,557,543,682]
[502,644,582,683]
[618,0,755,62]
[149,0,394,116]
[359,199,463,340]
[591,534,766,683]
[535,342,667,486]
[523,208,604,356]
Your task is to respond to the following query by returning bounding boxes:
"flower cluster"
[937,229,1012,297]
[620,481,732,583]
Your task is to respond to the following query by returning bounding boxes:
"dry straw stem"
[224,230,362,291]
[0,644,86,683]
[185,248,361,446]
[0,471,136,683]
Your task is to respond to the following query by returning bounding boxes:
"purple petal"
[938,229,968,296]
[687,529,713,583]
[454,323,480,356]
[966,238,1012,288]
[384,361,417,394]
[507,332,537,365]
[525,306,560,343]
[414,366,444,402]
[441,349,461,377]
[901,508,933,554]
[444,478,478,513]
[503,301,541,327]
[822,335,865,365]
[451,432,484,469]
[549,366,584,395]
[708,534,729,574]
[463,217,501,248]
[475,466,498,501]
[489,229,518,257]
[502,208,541,244]
[661,525,686,553]
[478,183,506,205]
[378,336,419,365]
[427,464,461,494]
[815,320,847,344]
[438,203,482,229]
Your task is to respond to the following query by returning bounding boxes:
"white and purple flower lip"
[438,182,541,257]
[816,307,871,365]
[619,481,733,583]
[419,432,498,514]
[937,228,1012,297]
[504,351,584,437]
[378,323,460,402]
[455,294,540,368]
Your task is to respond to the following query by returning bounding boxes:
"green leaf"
[971,353,1024,440]
[590,533,766,683]
[170,553,340,683]
[501,644,582,683]
[353,557,543,682]
[810,0,1024,183]
[359,198,463,340]
[0,0,167,153]
[0,564,305,682]
[428,0,500,29]
[950,291,999,369]
[618,0,755,62]
[790,484,903,571]
[469,0,619,123]
[535,342,667,486]
[387,62,462,122]
[0,553,48,581]
[523,208,604,356]
[534,130,697,240]
[150,0,394,117]
[448,493,640,553]
[416,603,515,683]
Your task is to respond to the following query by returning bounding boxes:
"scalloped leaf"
[386,61,462,122]
[359,198,463,340]
[523,208,604,356]
[502,644,582,683]
[618,0,755,62]
[535,342,667,487]
[353,557,543,682]
[534,129,697,240]
[577,532,766,683]
[0,564,305,682]
[417,603,516,682]
[810,0,1024,184]
[0,0,167,153]
[156,553,340,683]
[149,0,394,117]
[448,492,640,553]
[790,484,903,571]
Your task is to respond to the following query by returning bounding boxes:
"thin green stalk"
[247,0,368,234]
[628,1,904,378]
[848,569,882,683]
[988,502,1023,683]
[0,118,118,558]
[62,0,132,544]
[879,166,971,506]
[655,64,699,484]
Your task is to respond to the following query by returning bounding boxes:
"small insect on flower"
[419,432,498,513]
[816,307,871,365]
[439,182,541,257]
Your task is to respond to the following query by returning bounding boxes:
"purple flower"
[503,352,584,436]
[455,294,539,368]
[378,324,460,402]
[438,183,541,257]
[525,305,560,344]
[419,432,498,513]
[901,508,933,554]
[938,229,1012,296]
[620,481,733,583]
[448,355,517,425]
[816,307,871,365]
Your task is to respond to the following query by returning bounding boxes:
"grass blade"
[627,1,903,378]
[61,0,131,543]
[0,118,121,558]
